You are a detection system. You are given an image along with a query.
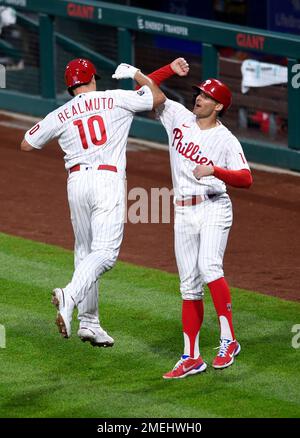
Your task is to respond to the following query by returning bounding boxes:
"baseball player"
[20,59,166,347]
[145,58,253,378]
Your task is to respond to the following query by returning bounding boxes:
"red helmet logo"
[64,58,100,94]
[193,78,232,112]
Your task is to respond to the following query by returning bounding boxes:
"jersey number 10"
[73,115,107,149]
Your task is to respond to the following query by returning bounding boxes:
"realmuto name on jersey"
[172,127,214,165]
[58,97,114,124]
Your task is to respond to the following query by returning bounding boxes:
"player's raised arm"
[145,57,189,87]
[134,70,166,108]
[112,63,166,108]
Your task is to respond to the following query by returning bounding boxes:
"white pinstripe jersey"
[157,99,250,197]
[25,86,153,172]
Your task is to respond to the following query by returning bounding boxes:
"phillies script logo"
[67,2,94,19]
[172,128,214,165]
[236,33,265,50]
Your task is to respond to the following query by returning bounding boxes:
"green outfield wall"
[0,0,299,170]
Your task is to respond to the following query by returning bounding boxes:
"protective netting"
[218,51,288,146]
[135,34,288,145]
[135,32,202,108]
[55,17,118,98]
[1,12,40,95]
[0,11,288,146]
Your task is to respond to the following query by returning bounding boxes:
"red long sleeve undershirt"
[147,64,175,85]
[143,65,253,189]
[136,64,175,90]
[213,167,253,188]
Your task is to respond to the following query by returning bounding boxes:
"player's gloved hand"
[112,63,140,80]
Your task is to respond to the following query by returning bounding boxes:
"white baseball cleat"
[77,326,114,348]
[51,288,75,338]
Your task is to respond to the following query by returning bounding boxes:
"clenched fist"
[193,164,214,180]
[170,58,189,77]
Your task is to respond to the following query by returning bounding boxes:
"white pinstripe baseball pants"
[174,194,233,300]
[64,169,125,321]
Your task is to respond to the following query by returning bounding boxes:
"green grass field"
[0,232,299,418]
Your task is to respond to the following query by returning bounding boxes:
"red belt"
[176,194,216,206]
[69,164,117,174]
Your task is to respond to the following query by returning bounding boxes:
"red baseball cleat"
[212,339,241,369]
[163,355,207,379]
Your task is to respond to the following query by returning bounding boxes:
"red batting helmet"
[192,78,232,113]
[65,58,100,95]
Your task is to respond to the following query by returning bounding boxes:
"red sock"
[207,277,235,340]
[182,299,204,358]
